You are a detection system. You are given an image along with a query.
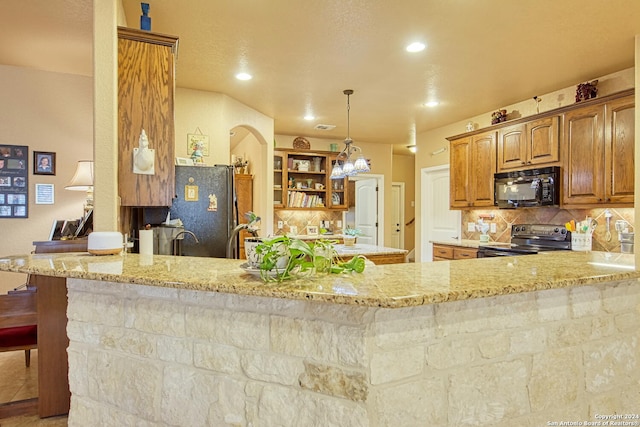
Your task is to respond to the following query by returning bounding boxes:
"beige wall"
[175,88,274,231]
[414,67,636,261]
[231,130,263,221]
[392,154,416,252]
[93,0,119,232]
[0,65,93,291]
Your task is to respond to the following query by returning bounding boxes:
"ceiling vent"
[314,124,336,131]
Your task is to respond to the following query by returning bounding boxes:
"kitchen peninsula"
[0,252,638,426]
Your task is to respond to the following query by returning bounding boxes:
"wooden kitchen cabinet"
[118,27,178,207]
[449,130,496,208]
[275,149,348,211]
[235,174,253,259]
[562,103,605,205]
[432,243,477,261]
[448,88,634,210]
[563,94,634,206]
[497,116,560,172]
[605,95,635,204]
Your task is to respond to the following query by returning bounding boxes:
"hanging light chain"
[331,89,368,179]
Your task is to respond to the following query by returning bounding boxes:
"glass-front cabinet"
[274,149,348,211]
[273,154,284,208]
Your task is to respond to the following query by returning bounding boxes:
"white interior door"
[421,165,461,261]
[390,182,404,249]
[354,178,378,245]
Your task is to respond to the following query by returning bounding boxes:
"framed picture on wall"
[34,151,56,175]
[0,144,29,218]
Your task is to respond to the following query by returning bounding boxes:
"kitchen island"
[334,243,407,264]
[0,251,638,426]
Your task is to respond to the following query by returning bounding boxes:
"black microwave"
[494,166,560,208]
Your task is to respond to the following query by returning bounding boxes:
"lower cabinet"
[432,243,478,261]
[235,174,253,259]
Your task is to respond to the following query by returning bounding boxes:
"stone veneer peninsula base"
[66,277,640,426]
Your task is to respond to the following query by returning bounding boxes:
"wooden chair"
[0,288,37,367]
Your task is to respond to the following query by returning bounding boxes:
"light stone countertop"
[333,243,408,256]
[0,251,636,308]
[431,239,512,249]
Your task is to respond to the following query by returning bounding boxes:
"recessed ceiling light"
[424,101,439,107]
[235,72,252,81]
[406,42,426,53]
[304,115,315,121]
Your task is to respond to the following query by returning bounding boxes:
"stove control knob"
[554,227,560,233]
[560,228,567,234]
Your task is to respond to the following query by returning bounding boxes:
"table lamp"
[65,160,94,212]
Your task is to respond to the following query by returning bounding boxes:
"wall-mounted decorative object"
[293,136,310,150]
[533,96,542,114]
[34,151,56,175]
[133,129,155,175]
[188,128,209,164]
[140,2,151,31]
[0,145,28,218]
[491,109,508,124]
[576,80,598,102]
[35,183,55,204]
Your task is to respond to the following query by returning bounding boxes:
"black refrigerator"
[169,165,238,258]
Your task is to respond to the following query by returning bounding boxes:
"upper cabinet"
[562,103,605,205]
[274,149,348,211]
[497,116,560,172]
[605,95,635,204]
[448,89,634,210]
[118,27,178,207]
[449,130,496,208]
[563,94,634,206]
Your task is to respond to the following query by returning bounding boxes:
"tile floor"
[0,350,68,426]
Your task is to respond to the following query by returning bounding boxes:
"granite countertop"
[431,239,512,249]
[0,251,636,308]
[333,243,408,256]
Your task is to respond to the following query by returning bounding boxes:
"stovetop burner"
[477,224,571,257]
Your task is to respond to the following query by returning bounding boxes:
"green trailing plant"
[343,225,362,237]
[254,236,366,282]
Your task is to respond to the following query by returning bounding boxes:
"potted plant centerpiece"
[342,225,362,246]
[252,236,366,282]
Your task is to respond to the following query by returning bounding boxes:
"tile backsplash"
[462,207,634,253]
[272,210,344,236]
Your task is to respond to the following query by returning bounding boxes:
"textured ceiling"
[2,1,640,154]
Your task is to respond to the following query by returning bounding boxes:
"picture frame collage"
[0,144,29,218]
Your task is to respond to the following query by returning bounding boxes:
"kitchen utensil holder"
[571,233,592,251]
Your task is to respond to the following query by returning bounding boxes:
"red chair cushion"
[0,325,37,347]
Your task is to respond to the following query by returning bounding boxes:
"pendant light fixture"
[330,89,370,179]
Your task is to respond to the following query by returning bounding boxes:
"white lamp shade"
[353,156,370,172]
[330,163,344,179]
[65,160,94,191]
[342,160,355,176]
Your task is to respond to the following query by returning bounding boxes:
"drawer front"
[433,245,454,259]
[453,248,477,259]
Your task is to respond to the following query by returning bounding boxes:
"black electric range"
[477,224,572,257]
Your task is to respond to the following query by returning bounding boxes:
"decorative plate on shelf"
[292,136,310,150]
[332,193,341,205]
